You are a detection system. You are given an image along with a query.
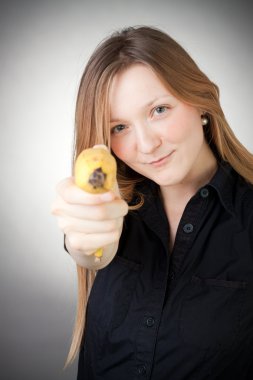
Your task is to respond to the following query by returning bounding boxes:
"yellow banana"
[74,146,117,262]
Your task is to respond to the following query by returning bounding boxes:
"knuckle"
[50,202,57,215]
[111,229,121,243]
[94,205,108,220]
[106,219,118,232]
[61,186,72,203]
[56,178,69,195]
[63,225,71,235]
[56,178,75,204]
[51,197,62,215]
[57,218,66,231]
[57,218,72,235]
[67,233,83,251]
[122,201,129,216]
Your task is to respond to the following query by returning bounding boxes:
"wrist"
[65,235,118,270]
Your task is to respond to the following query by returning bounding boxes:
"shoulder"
[232,175,253,245]
[235,175,253,220]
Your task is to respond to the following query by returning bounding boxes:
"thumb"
[112,179,122,199]
[93,144,109,151]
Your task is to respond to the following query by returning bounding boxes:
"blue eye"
[154,106,167,115]
[111,124,126,134]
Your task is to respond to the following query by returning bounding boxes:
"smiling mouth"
[147,151,175,166]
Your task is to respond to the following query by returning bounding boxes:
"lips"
[147,151,175,166]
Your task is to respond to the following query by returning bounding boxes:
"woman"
[51,26,253,379]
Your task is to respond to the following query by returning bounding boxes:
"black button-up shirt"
[77,161,253,380]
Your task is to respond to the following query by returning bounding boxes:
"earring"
[201,114,209,126]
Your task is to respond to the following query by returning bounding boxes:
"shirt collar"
[208,160,237,216]
[136,160,237,217]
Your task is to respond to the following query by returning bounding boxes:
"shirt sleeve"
[63,234,69,254]
[250,211,253,253]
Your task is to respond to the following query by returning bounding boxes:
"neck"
[160,149,218,213]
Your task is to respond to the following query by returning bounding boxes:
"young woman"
[51,26,253,379]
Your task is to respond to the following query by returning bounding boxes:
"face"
[109,64,214,188]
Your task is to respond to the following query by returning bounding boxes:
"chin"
[152,172,184,187]
[151,176,175,187]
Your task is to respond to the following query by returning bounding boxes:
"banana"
[74,146,117,262]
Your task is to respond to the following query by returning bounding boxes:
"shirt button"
[183,223,194,233]
[169,271,175,281]
[146,317,155,327]
[200,187,209,198]
[137,365,147,375]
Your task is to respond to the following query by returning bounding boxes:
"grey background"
[0,0,252,379]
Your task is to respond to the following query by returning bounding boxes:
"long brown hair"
[65,26,253,366]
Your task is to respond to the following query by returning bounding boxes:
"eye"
[153,106,168,115]
[111,124,127,135]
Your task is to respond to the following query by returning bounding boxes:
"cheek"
[111,139,129,161]
[166,110,202,143]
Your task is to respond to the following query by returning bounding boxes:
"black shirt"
[77,161,253,380]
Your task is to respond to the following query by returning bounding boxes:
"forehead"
[109,64,172,114]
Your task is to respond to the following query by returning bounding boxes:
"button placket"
[135,287,166,379]
[200,187,209,198]
[145,317,155,327]
[169,188,211,279]
[137,364,147,375]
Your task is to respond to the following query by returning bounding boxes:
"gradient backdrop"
[0,0,252,379]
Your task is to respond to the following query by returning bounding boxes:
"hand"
[51,177,128,269]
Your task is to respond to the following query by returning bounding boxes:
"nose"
[135,123,162,154]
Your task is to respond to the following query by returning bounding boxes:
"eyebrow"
[145,94,171,107]
[110,94,171,123]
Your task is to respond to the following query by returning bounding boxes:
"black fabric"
[77,161,253,380]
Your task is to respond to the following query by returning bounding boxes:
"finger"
[53,198,128,220]
[92,144,109,151]
[56,177,115,205]
[56,215,123,235]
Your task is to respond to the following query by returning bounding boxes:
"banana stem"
[94,247,103,262]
